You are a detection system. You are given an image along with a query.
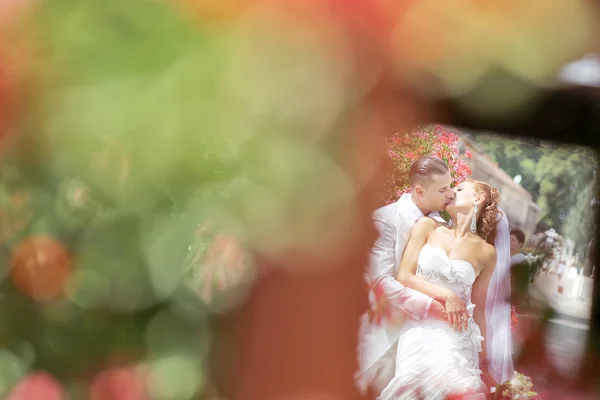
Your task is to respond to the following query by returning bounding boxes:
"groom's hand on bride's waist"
[429,300,447,322]
[430,300,469,332]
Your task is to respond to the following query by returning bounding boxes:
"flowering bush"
[385,125,472,204]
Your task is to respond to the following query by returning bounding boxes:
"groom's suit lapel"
[394,194,424,276]
[397,194,425,235]
[397,194,423,225]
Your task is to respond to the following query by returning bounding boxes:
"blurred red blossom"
[7,372,64,400]
[90,365,148,400]
[10,235,72,302]
[385,125,471,204]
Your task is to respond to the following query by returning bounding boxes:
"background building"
[459,134,542,236]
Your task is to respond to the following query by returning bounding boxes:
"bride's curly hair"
[465,179,502,244]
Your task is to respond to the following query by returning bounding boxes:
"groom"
[356,156,457,395]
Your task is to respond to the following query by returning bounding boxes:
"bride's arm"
[396,218,469,330]
[471,247,498,385]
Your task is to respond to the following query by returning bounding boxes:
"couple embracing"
[356,156,514,399]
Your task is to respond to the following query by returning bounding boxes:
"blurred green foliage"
[473,134,597,256]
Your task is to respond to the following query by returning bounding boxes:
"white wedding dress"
[378,244,487,400]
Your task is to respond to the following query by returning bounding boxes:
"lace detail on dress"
[416,264,472,304]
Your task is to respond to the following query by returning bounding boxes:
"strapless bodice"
[416,244,476,304]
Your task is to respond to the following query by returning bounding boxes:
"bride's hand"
[481,370,498,391]
[444,293,469,332]
[429,300,448,322]
[479,356,498,390]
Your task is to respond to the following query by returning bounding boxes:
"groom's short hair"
[409,156,449,188]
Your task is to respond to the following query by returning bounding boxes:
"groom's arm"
[368,210,433,320]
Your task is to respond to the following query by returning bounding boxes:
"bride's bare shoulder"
[479,241,497,268]
[413,216,441,232]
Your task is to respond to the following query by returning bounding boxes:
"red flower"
[7,372,64,400]
[392,136,406,145]
[385,125,471,203]
[90,365,148,400]
[465,150,472,159]
[10,235,72,302]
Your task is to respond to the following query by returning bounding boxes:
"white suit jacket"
[356,194,443,394]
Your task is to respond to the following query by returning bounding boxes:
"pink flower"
[417,132,428,139]
[392,136,406,145]
[465,150,472,159]
[396,188,411,197]
[90,366,148,400]
[7,373,64,400]
[405,151,417,160]
[384,126,470,204]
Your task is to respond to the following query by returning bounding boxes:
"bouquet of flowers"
[384,125,471,204]
[522,246,554,278]
[494,371,546,400]
[523,247,552,266]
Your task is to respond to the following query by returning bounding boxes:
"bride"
[378,180,510,399]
